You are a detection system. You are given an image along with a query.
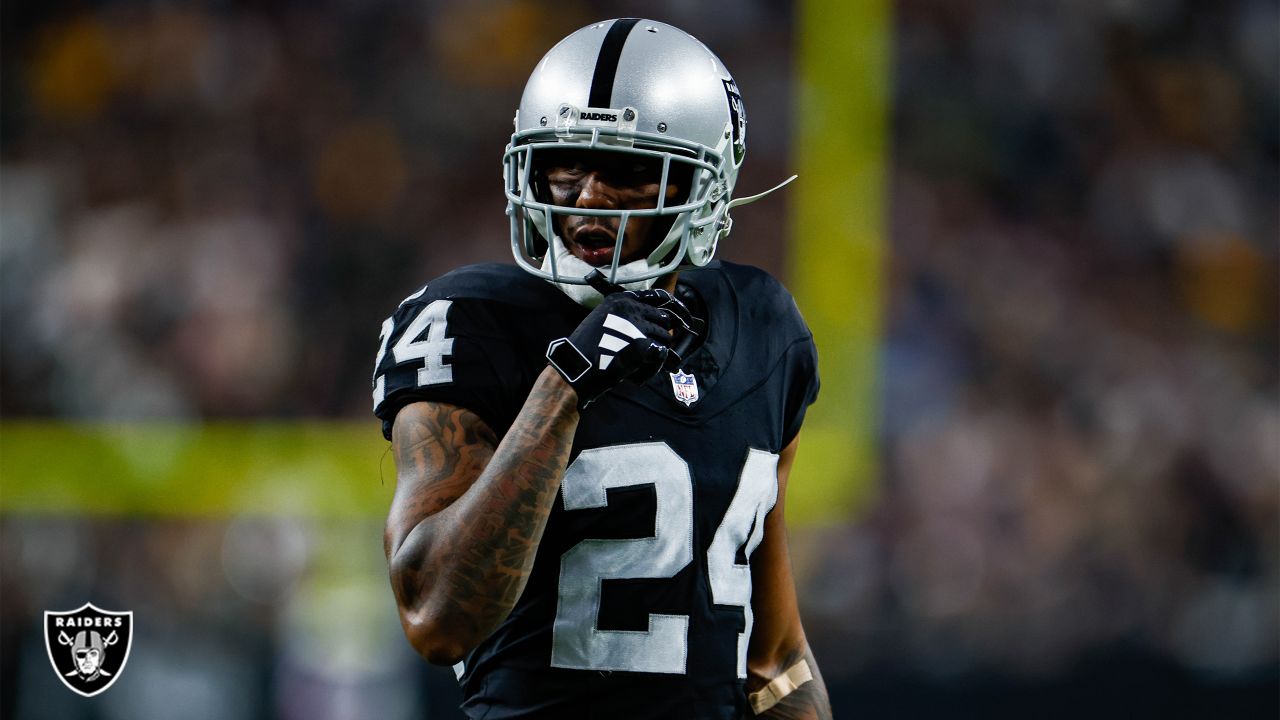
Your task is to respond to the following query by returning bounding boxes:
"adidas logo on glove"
[597,315,648,371]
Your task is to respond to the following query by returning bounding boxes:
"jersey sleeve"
[371,289,519,440]
[781,332,820,446]
[746,266,820,447]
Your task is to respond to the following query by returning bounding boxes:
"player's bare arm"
[747,436,832,719]
[385,367,578,665]
[384,286,682,665]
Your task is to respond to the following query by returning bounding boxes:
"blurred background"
[1,0,1276,718]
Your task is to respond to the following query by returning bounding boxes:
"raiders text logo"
[44,603,134,697]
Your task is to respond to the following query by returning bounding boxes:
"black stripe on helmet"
[588,18,642,108]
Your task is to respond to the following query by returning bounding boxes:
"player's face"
[541,149,684,267]
[76,648,100,674]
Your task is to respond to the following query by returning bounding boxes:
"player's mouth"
[568,225,619,266]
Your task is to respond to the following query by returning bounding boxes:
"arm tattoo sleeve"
[386,368,579,658]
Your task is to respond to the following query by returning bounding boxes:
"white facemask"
[540,235,659,307]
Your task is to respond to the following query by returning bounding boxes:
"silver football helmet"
[504,19,786,305]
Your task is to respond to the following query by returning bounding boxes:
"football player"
[375,18,830,719]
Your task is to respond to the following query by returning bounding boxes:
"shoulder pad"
[688,261,810,339]
[406,263,578,311]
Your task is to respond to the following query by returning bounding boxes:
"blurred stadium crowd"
[816,0,1277,707]
[1,0,1276,718]
[0,0,793,419]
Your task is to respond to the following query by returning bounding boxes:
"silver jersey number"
[551,443,778,675]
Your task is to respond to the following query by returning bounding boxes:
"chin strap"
[583,269,625,295]
[541,235,657,307]
[727,174,798,210]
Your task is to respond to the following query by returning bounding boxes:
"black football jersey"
[372,261,819,720]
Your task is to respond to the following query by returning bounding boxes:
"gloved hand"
[546,288,695,409]
[582,269,706,372]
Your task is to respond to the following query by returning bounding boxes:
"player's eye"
[538,149,584,172]
[623,157,664,183]
[545,167,583,186]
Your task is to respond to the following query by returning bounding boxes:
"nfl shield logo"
[44,603,134,697]
[669,370,699,407]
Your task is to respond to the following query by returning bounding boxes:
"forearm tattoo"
[388,371,579,645]
[749,645,832,720]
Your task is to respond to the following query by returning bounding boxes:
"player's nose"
[575,171,619,209]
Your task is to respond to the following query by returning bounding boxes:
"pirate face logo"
[722,78,747,166]
[70,630,111,678]
[44,603,133,697]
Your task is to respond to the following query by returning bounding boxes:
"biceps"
[384,401,498,558]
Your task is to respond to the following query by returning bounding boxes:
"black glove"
[546,290,682,409]
[582,270,706,371]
